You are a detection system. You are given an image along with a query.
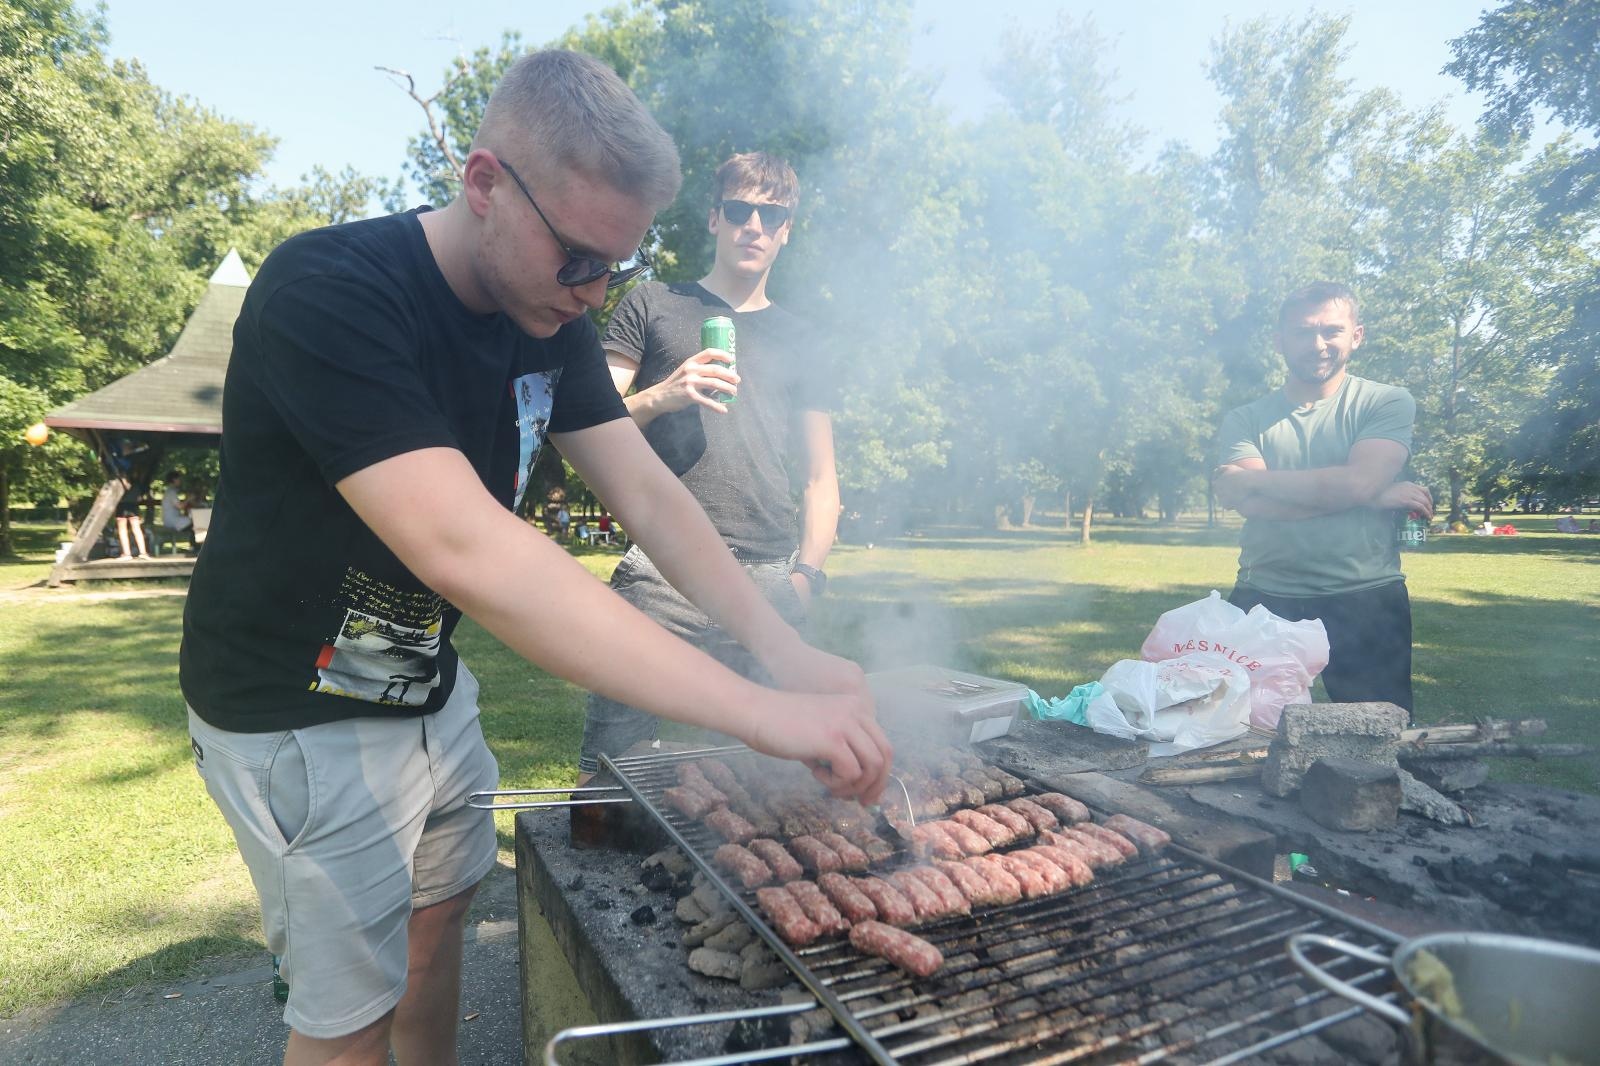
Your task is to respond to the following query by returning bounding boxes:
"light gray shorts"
[187,662,498,1038]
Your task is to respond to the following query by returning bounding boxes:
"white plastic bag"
[1084,656,1252,756]
[1139,591,1329,733]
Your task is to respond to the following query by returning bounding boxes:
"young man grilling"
[180,53,889,1066]
[577,152,841,783]
[1212,282,1433,717]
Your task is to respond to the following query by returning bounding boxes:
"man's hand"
[762,639,868,699]
[1212,464,1258,509]
[644,349,739,414]
[745,691,893,804]
[1374,481,1435,519]
[788,570,813,609]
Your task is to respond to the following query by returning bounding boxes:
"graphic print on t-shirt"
[310,569,445,706]
[511,369,560,517]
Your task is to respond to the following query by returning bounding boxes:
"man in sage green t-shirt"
[1213,282,1433,716]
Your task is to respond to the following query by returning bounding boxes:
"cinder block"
[1301,758,1401,832]
[1407,758,1489,794]
[1280,703,1406,746]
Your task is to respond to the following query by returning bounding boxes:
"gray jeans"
[577,545,807,774]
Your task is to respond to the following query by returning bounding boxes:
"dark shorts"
[1228,581,1413,717]
[577,545,807,774]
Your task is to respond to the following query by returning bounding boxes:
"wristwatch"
[791,562,828,596]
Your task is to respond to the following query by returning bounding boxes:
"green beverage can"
[701,315,736,404]
[1398,511,1427,551]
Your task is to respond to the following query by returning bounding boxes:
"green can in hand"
[1398,512,1427,551]
[701,315,737,405]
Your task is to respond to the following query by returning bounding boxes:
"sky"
[94,0,1498,201]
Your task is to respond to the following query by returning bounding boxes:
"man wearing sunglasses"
[577,152,842,785]
[180,54,889,1066]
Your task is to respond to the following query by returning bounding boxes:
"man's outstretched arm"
[336,444,890,801]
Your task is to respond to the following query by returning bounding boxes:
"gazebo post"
[48,478,123,587]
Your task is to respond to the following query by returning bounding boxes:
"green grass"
[1,515,1595,1016]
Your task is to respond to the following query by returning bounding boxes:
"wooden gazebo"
[44,250,249,585]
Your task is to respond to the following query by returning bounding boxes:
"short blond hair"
[473,50,681,209]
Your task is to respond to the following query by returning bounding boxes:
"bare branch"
[376,64,463,185]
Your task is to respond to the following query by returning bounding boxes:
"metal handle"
[1286,933,1410,1026]
[544,1000,854,1066]
[467,786,634,811]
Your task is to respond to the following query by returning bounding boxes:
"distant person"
[1213,282,1431,717]
[577,151,841,784]
[179,51,887,1066]
[1556,515,1581,533]
[597,511,613,535]
[160,470,196,549]
[114,477,149,559]
[556,504,571,540]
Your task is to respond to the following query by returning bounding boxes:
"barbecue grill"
[503,745,1409,1065]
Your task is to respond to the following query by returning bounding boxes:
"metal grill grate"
[597,746,1406,1065]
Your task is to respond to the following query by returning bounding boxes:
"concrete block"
[1279,703,1406,745]
[1408,758,1490,793]
[1300,758,1401,831]
[1398,768,1471,826]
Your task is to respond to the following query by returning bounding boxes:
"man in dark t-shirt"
[179,53,889,1066]
[577,152,841,780]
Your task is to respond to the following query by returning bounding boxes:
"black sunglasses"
[499,160,652,289]
[719,199,792,231]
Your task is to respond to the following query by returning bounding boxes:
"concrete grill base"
[516,808,783,1065]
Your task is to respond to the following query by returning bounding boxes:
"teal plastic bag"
[1026,682,1102,725]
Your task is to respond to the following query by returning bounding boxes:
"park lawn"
[1,516,1595,1016]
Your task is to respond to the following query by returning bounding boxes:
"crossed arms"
[1213,438,1434,520]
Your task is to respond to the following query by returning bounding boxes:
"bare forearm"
[622,387,668,429]
[1235,494,1341,520]
[604,470,802,665]
[797,480,840,570]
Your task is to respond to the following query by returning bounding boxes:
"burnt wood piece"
[1002,768,1277,880]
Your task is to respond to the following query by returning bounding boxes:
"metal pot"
[1288,931,1600,1065]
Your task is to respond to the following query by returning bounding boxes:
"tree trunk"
[1080,496,1094,546]
[994,503,1012,530]
[1483,499,1493,525]
[1062,490,1073,529]
[1448,469,1466,525]
[0,466,10,556]
[1207,488,1217,528]
[1020,494,1035,527]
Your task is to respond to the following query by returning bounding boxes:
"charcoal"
[628,904,656,926]
[704,920,755,952]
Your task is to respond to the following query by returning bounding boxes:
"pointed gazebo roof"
[46,250,250,439]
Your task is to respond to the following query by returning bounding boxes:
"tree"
[1448,0,1600,500]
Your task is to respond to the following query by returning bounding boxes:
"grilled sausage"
[950,808,1015,847]
[1005,797,1060,833]
[1038,830,1102,873]
[887,870,946,922]
[789,834,845,874]
[992,853,1053,898]
[977,804,1034,840]
[1078,822,1140,861]
[698,759,739,793]
[905,865,971,916]
[676,765,729,808]
[817,872,878,924]
[705,807,757,844]
[713,844,773,888]
[1052,827,1122,868]
[842,826,897,865]
[1103,814,1171,854]
[748,839,804,883]
[966,855,1024,905]
[909,823,964,861]
[756,886,820,946]
[853,876,916,926]
[934,820,994,856]
[663,785,718,820]
[932,858,1001,906]
[1029,844,1095,887]
[785,880,849,936]
[1006,849,1071,893]
[849,921,944,977]
[1032,792,1091,825]
[815,832,871,872]
[992,768,1027,797]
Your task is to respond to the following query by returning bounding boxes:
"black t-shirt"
[605,281,831,559]
[181,209,626,732]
